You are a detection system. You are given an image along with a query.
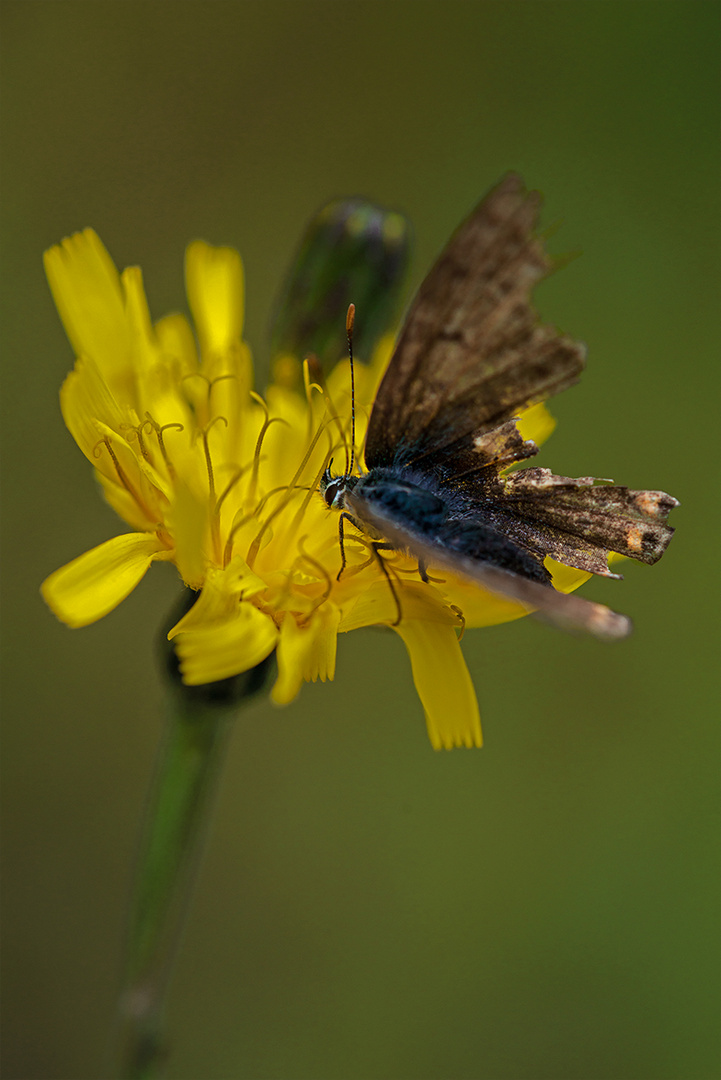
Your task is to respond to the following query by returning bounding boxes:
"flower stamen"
[449,604,466,640]
[302,359,325,438]
[224,484,306,566]
[287,448,339,540]
[246,485,307,568]
[208,373,236,405]
[199,416,229,564]
[93,435,155,522]
[199,416,228,502]
[144,414,184,479]
[248,392,290,502]
[245,411,339,568]
[223,512,254,567]
[180,371,222,427]
[302,363,324,400]
[121,422,152,463]
[215,463,251,519]
[294,537,333,622]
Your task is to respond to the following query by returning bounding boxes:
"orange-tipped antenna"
[346,303,356,477]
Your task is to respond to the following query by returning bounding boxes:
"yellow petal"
[97,470,159,532]
[271,615,318,704]
[59,358,126,471]
[167,559,268,638]
[393,621,482,750]
[172,601,278,685]
[339,578,459,632]
[122,265,159,370]
[185,241,244,358]
[41,532,166,628]
[547,559,593,592]
[303,604,341,683]
[166,479,210,590]
[516,402,556,446]
[44,229,134,380]
[155,312,199,373]
[438,572,533,629]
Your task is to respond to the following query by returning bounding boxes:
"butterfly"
[319,173,678,638]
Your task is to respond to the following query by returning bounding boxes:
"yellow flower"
[41,230,590,749]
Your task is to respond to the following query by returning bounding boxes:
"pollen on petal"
[41,532,167,628]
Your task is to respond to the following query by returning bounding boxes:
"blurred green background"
[2,3,719,1078]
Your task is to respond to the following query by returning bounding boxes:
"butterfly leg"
[374,544,431,584]
[336,518,403,625]
[371,542,403,626]
[336,512,355,581]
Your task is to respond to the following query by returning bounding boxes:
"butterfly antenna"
[346,303,356,477]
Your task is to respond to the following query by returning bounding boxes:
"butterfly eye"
[321,478,336,506]
[319,465,335,500]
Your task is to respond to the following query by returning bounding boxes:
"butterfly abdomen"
[354,469,449,531]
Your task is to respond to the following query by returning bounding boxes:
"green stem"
[113,690,234,1079]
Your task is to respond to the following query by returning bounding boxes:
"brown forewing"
[364,173,586,470]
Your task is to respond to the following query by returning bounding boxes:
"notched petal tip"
[394,620,483,750]
[44,228,135,378]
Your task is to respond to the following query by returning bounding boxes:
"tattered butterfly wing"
[491,469,679,572]
[364,173,586,470]
[336,174,677,640]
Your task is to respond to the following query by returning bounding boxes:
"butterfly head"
[320,461,358,510]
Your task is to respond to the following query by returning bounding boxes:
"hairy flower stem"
[113,691,234,1079]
